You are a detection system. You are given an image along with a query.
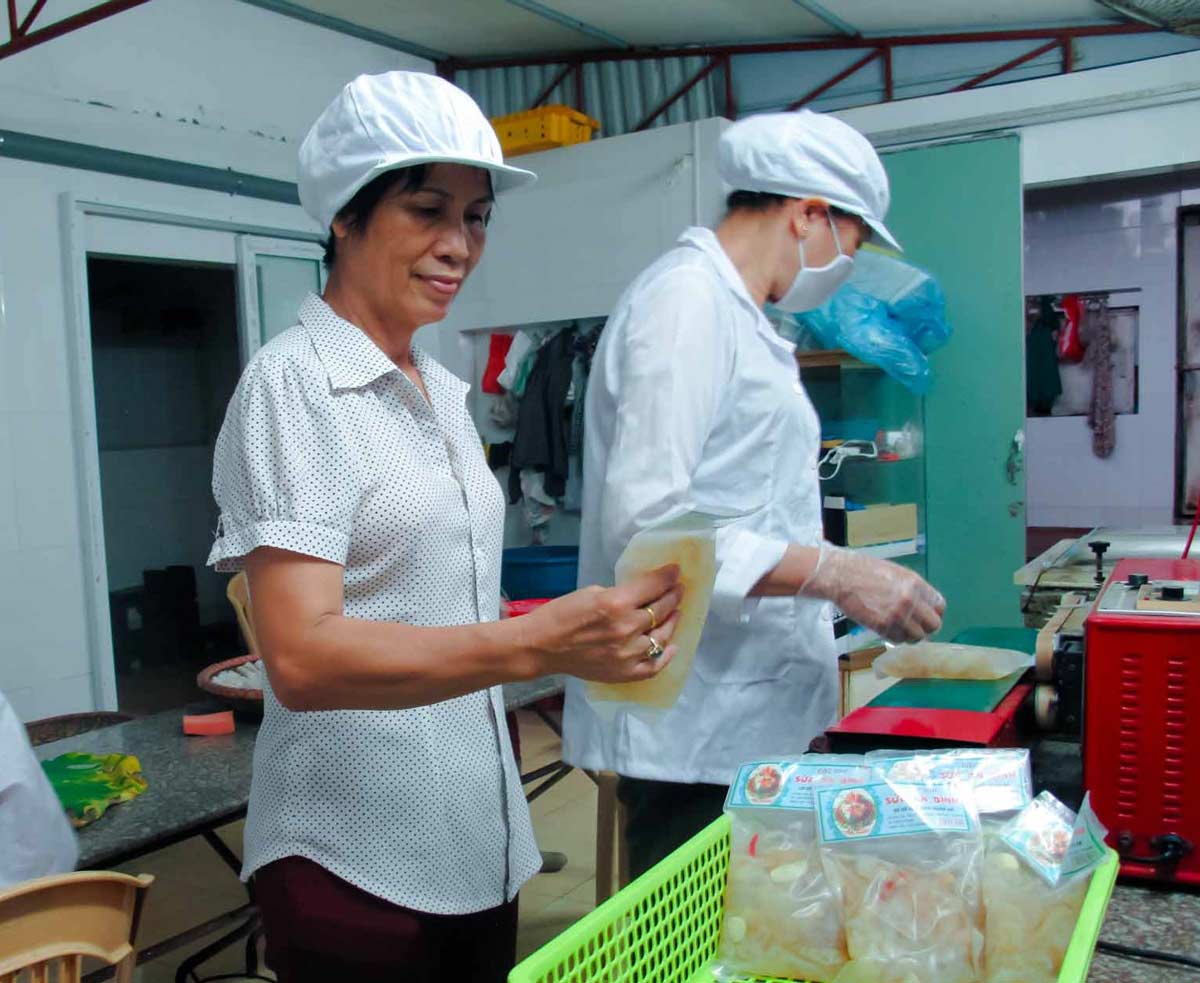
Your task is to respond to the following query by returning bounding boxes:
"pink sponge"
[183,711,235,736]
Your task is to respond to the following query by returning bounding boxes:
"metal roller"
[1035,683,1059,731]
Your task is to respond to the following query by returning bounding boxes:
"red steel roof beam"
[882,44,894,101]
[18,0,48,35]
[0,0,153,61]
[447,23,1154,71]
[787,48,880,110]
[531,62,575,108]
[1061,36,1075,72]
[722,52,737,119]
[953,39,1061,91]
[634,56,720,131]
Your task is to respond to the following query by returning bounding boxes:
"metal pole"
[787,48,880,110]
[532,62,574,108]
[574,63,586,115]
[882,45,894,101]
[953,39,1060,91]
[634,57,719,131]
[722,52,737,119]
[1061,37,1075,72]
[17,0,47,34]
[7,0,18,38]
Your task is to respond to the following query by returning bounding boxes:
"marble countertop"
[1087,881,1200,981]
[35,706,256,870]
[35,678,566,869]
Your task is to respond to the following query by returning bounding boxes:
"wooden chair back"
[0,871,153,983]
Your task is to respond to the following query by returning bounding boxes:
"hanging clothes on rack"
[1085,296,1116,458]
[1057,293,1086,363]
[1026,296,1063,415]
[497,330,539,397]
[508,328,576,504]
[481,332,514,394]
[562,321,605,513]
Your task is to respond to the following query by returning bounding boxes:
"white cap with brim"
[718,109,900,252]
[298,71,537,233]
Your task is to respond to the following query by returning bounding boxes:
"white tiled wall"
[1024,175,1193,529]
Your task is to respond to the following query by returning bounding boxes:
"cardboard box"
[824,499,918,548]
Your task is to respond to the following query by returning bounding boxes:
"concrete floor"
[112,712,1200,981]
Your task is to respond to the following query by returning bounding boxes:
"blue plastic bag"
[778,250,952,394]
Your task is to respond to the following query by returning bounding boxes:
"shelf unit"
[799,351,928,655]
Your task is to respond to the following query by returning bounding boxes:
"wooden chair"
[226,572,258,652]
[0,871,153,983]
[25,711,133,747]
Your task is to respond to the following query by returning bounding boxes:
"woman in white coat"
[562,110,946,876]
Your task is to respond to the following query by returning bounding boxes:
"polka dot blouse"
[207,293,541,914]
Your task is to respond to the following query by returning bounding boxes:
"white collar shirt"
[563,227,838,786]
[207,294,541,913]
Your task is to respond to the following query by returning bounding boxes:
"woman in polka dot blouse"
[207,72,682,982]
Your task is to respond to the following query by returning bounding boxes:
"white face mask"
[773,210,854,313]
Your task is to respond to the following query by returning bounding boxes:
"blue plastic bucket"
[501,546,579,600]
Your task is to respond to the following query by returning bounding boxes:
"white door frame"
[235,236,327,366]
[59,193,320,710]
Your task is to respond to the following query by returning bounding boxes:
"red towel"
[482,333,514,394]
[1058,294,1085,363]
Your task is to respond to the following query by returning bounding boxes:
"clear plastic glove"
[801,543,945,644]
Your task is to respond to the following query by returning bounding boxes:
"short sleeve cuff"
[710,528,790,625]
[207,519,350,573]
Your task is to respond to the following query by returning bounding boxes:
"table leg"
[82,904,257,983]
[173,909,266,983]
[201,829,243,877]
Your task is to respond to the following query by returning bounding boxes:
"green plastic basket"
[510,814,1119,983]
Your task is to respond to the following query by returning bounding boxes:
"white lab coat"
[562,227,838,786]
[0,690,79,888]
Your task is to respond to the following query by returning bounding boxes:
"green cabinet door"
[881,136,1026,638]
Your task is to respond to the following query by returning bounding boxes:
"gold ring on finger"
[645,637,665,660]
[643,605,658,632]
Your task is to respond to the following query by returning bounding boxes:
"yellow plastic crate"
[509,814,1119,983]
[492,104,600,157]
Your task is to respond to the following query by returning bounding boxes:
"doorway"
[87,256,242,713]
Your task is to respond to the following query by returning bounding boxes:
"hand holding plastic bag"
[586,512,718,711]
[801,543,945,643]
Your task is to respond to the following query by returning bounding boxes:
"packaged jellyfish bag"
[866,748,1033,829]
[816,774,985,983]
[982,792,1109,983]
[715,756,872,983]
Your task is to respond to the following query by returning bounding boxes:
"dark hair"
[724,190,862,227]
[323,164,429,269]
[725,189,791,212]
